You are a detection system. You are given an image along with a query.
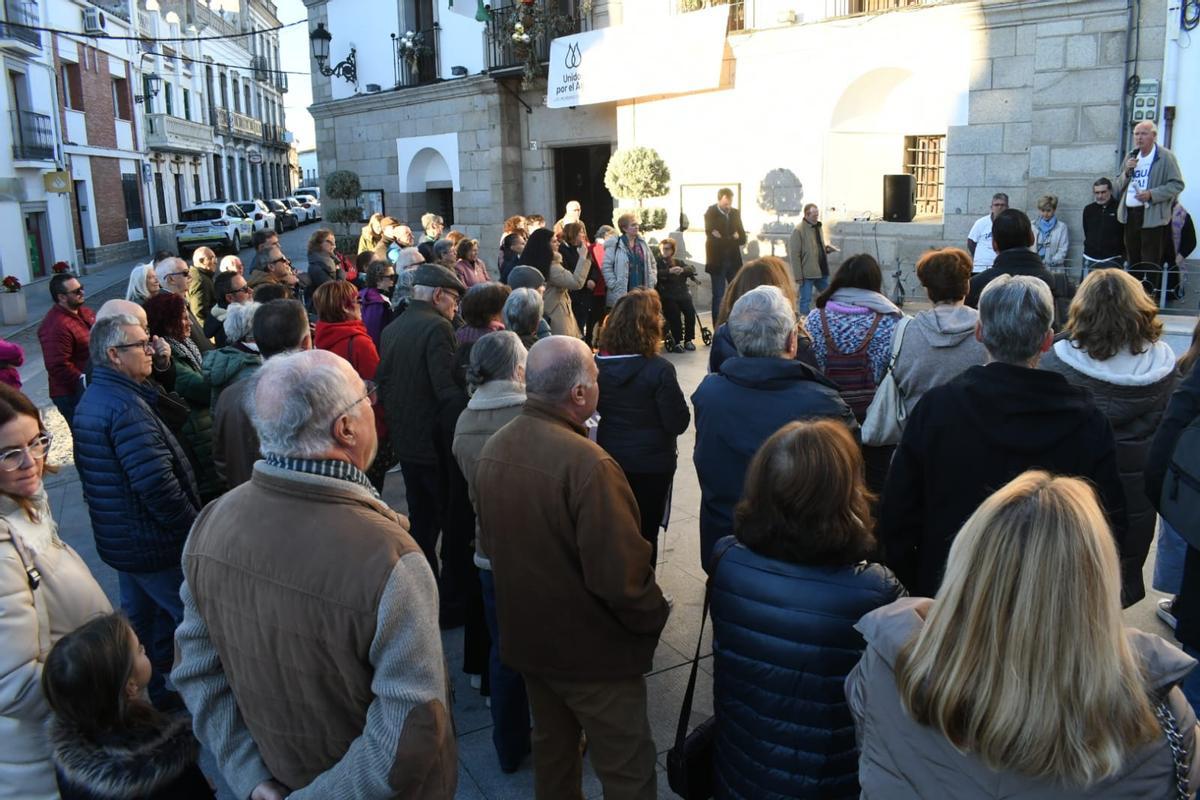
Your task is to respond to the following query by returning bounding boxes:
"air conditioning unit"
[83,8,107,35]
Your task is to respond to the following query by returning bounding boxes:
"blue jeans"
[709,270,728,325]
[799,276,829,316]
[1155,519,1189,595]
[118,567,184,707]
[479,569,531,771]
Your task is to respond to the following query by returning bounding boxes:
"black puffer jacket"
[1040,339,1179,605]
[880,362,1128,600]
[595,353,690,474]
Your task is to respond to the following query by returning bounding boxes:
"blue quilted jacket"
[709,537,904,799]
[73,366,200,573]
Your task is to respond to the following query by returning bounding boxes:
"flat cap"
[413,264,467,293]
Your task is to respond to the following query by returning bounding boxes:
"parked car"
[296,186,321,202]
[176,202,256,256]
[235,199,277,234]
[269,199,298,231]
[292,194,321,221]
[283,197,314,225]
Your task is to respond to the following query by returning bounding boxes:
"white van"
[296,186,321,201]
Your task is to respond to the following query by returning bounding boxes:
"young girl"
[41,614,214,799]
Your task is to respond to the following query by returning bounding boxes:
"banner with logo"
[546,6,729,109]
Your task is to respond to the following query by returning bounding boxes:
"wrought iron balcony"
[145,112,215,155]
[0,0,41,51]
[486,3,580,73]
[394,25,439,88]
[11,109,54,161]
[214,107,263,141]
[261,123,290,149]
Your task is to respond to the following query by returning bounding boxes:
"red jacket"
[38,304,96,398]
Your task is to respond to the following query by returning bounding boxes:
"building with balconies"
[1,0,72,282]
[305,0,1197,302]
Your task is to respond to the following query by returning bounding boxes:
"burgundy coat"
[37,304,96,398]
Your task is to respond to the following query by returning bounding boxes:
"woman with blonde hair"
[1040,267,1178,606]
[124,263,160,304]
[849,471,1200,798]
[710,419,902,798]
[708,256,814,373]
[357,212,385,255]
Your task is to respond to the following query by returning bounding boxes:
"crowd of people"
[2,118,1200,799]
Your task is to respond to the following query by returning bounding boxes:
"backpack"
[819,309,882,422]
[1160,416,1200,548]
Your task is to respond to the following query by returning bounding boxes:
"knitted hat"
[506,265,546,291]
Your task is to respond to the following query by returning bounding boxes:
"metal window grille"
[904,134,945,217]
[674,0,746,33]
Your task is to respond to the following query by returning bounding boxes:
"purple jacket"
[358,287,394,349]
[0,337,24,389]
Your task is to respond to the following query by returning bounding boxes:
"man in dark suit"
[704,187,746,323]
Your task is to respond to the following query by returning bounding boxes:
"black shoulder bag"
[667,539,734,799]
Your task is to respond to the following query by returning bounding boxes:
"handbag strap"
[1154,695,1191,800]
[673,539,736,751]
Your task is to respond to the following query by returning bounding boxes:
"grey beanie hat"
[506,265,546,290]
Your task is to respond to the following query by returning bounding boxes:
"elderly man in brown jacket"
[173,348,456,800]
[474,335,670,800]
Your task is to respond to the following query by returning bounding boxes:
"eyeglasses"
[113,338,154,353]
[167,271,189,280]
[230,285,251,295]
[328,380,377,428]
[270,257,292,266]
[0,432,52,471]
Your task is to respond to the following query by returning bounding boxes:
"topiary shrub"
[605,146,671,232]
[324,170,363,240]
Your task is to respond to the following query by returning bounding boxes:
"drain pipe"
[1117,0,1140,162]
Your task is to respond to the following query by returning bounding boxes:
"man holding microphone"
[1116,120,1185,279]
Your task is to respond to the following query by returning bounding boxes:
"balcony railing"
[261,123,289,149]
[486,3,580,72]
[214,107,263,141]
[11,109,54,161]
[252,55,270,83]
[394,26,439,88]
[146,112,215,154]
[276,71,288,93]
[672,0,940,30]
[0,0,41,49]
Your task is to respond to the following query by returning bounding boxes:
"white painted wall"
[1165,10,1199,219]
[613,2,979,255]
[326,0,399,100]
[435,0,486,78]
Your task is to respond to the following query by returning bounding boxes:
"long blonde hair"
[895,471,1158,786]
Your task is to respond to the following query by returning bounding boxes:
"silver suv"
[176,202,256,255]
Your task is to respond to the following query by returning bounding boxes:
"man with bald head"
[1117,120,1185,280]
[188,247,218,326]
[174,349,456,800]
[473,335,669,800]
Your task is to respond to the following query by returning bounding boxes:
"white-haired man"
[173,349,456,800]
[881,274,1129,601]
[473,335,668,800]
[1117,120,1186,274]
[156,255,212,353]
[188,246,218,326]
[692,285,855,572]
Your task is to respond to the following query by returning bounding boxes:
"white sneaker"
[469,674,482,690]
[663,593,675,609]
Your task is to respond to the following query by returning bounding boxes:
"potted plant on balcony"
[397,30,430,78]
[501,0,577,90]
[604,146,672,233]
[0,276,27,325]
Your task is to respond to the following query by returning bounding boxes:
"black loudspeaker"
[883,174,916,222]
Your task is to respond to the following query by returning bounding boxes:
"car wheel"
[231,232,241,254]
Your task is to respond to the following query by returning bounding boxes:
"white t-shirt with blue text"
[968,215,997,272]
[1125,145,1156,208]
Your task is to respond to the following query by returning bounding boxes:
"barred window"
[675,0,747,33]
[904,135,945,217]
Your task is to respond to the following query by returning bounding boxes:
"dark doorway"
[554,143,614,235]
[424,186,454,227]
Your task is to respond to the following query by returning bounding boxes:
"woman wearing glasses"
[0,383,111,799]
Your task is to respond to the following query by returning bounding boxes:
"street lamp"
[309,23,357,86]
[135,72,162,104]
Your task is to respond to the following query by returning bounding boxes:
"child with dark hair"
[41,613,214,799]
